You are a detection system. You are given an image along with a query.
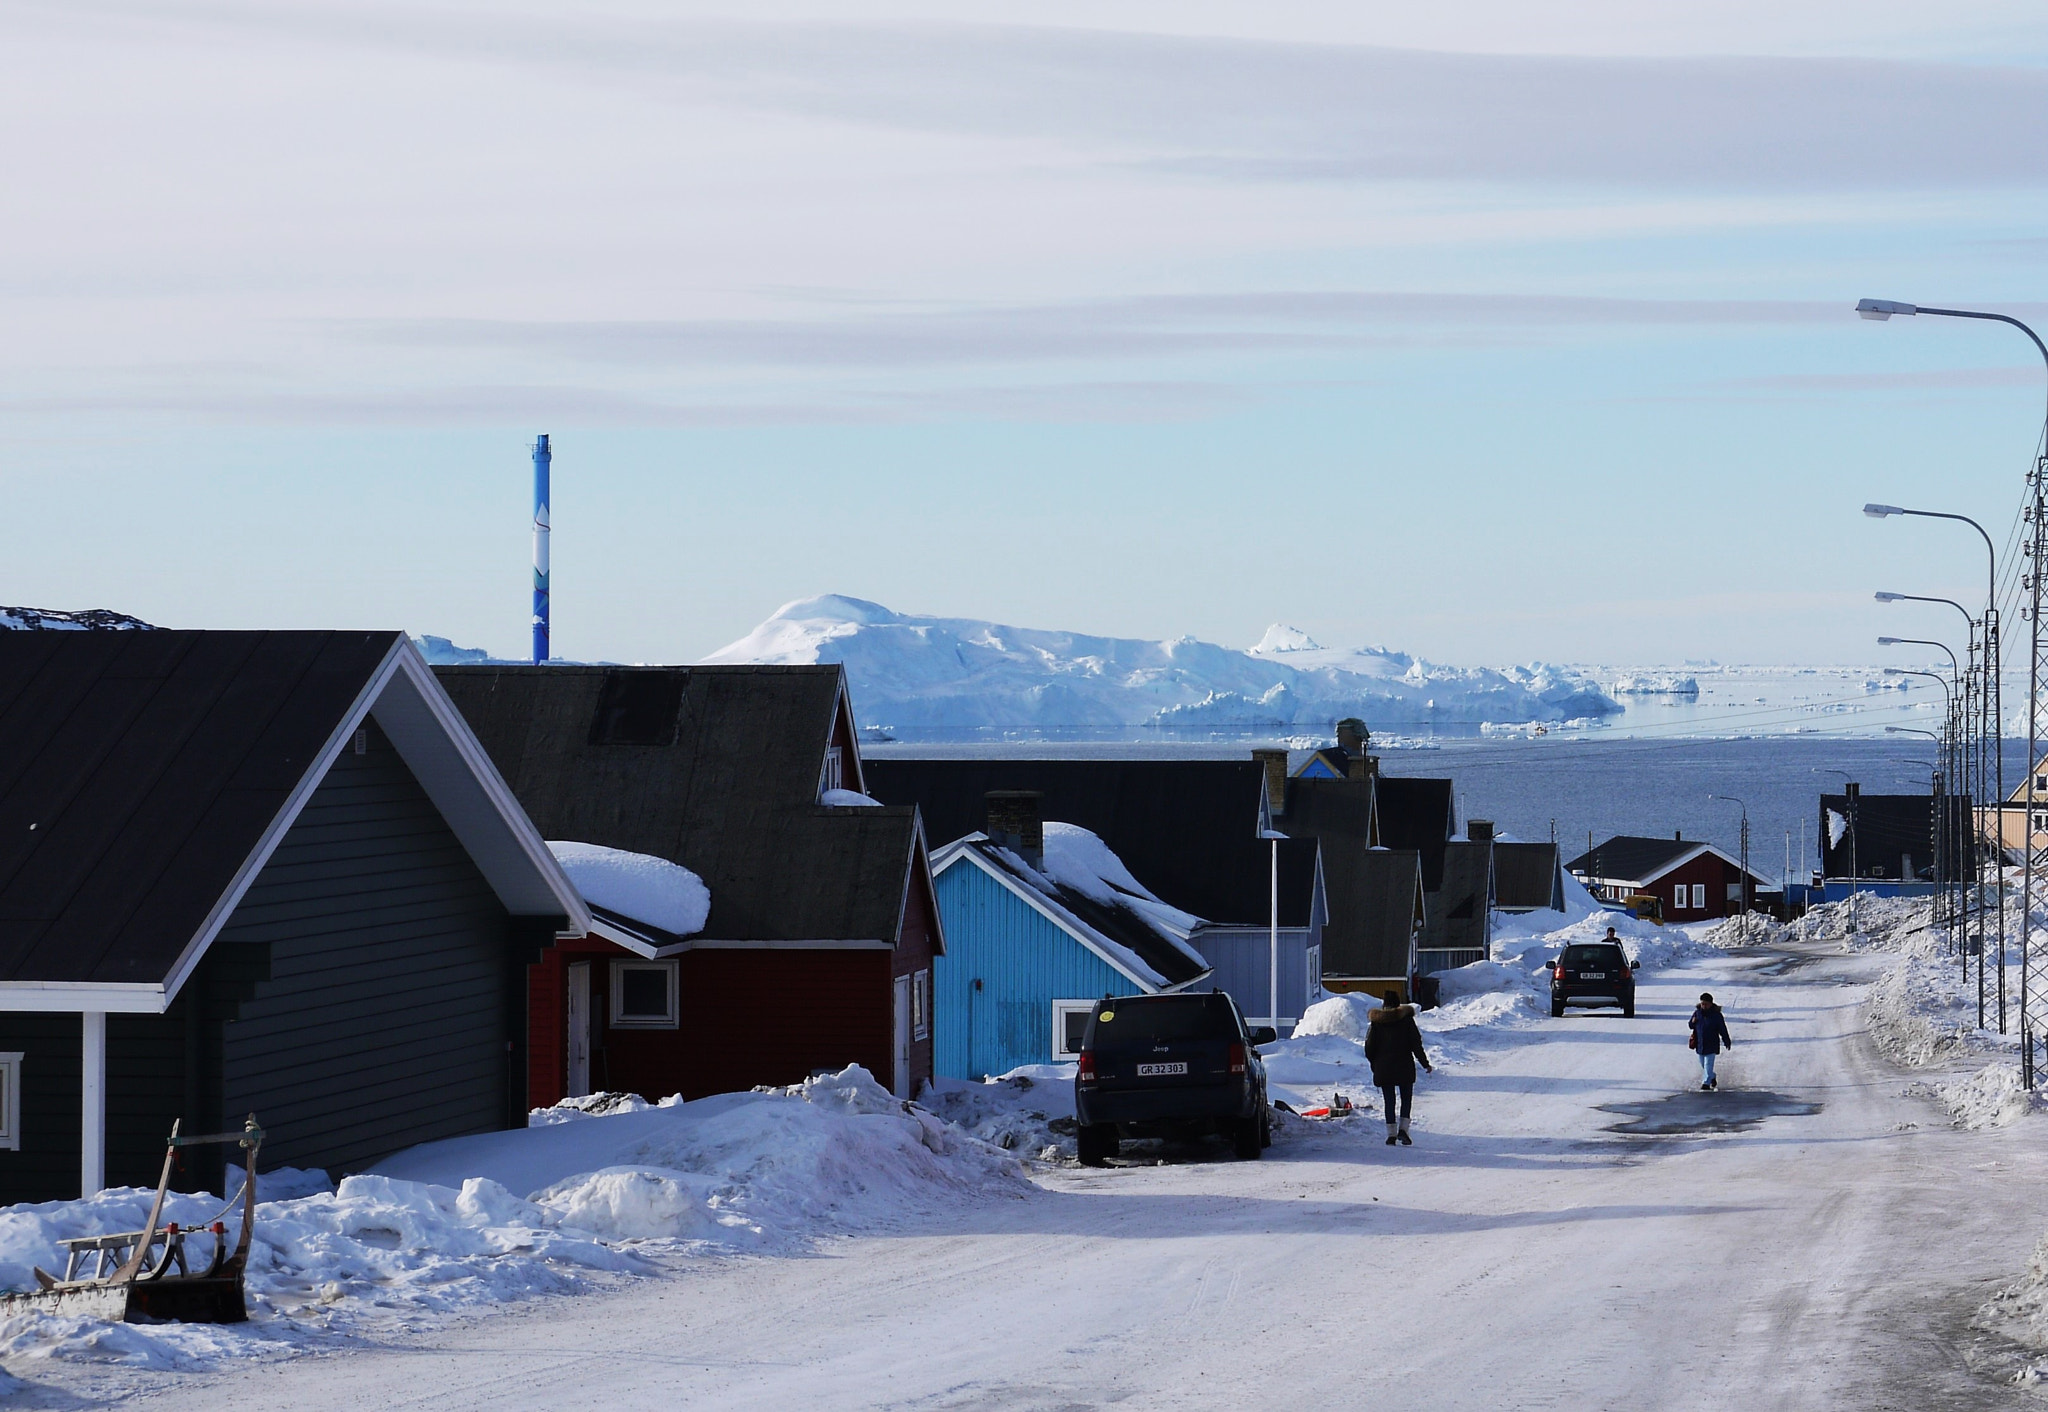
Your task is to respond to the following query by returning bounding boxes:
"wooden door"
[567,962,592,1099]
[892,974,912,1098]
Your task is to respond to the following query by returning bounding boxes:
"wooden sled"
[1,1115,264,1325]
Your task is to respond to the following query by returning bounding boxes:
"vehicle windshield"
[1087,996,1239,1049]
[1562,945,1625,969]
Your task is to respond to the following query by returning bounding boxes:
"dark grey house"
[0,631,588,1203]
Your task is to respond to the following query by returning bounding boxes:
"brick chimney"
[985,791,1045,866]
[1469,819,1495,843]
[1252,748,1288,817]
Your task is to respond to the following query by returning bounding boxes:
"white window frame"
[609,960,680,1030]
[912,968,930,1040]
[1673,884,1686,912]
[1692,883,1707,909]
[819,746,844,797]
[1051,1000,1097,1060]
[0,1052,19,1152]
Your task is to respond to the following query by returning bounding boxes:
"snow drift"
[702,595,1621,730]
[547,841,710,936]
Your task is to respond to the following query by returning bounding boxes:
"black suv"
[1551,940,1636,1017]
[1074,992,1275,1165]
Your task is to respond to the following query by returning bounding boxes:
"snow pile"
[547,841,710,936]
[1698,911,1789,948]
[1933,1061,2038,1130]
[820,788,883,807]
[921,1071,1078,1162]
[1974,1228,2048,1372]
[0,1173,635,1372]
[1801,893,1936,952]
[702,595,1621,729]
[1862,934,2032,1129]
[528,1091,666,1126]
[0,1067,1028,1376]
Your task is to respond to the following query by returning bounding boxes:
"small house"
[1821,787,1967,895]
[0,631,590,1203]
[1494,841,1566,913]
[1568,834,1766,921]
[929,793,1211,1078]
[436,664,943,1104]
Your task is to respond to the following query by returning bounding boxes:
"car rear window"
[1086,996,1238,1049]
[1562,945,1625,968]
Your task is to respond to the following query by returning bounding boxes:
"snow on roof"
[952,822,1211,992]
[548,841,710,937]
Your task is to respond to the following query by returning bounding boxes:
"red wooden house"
[436,664,942,1104]
[1566,834,1767,922]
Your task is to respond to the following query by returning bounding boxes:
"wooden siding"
[892,865,938,1093]
[1642,853,1753,922]
[931,862,1138,1080]
[1194,927,1317,1033]
[218,722,523,1177]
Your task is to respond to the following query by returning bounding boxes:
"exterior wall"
[217,722,532,1178]
[891,869,940,1095]
[0,1013,85,1204]
[931,862,1139,1080]
[1644,853,1753,922]
[527,941,896,1104]
[1193,926,1317,1035]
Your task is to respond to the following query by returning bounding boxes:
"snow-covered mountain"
[702,596,1620,730]
[0,606,154,631]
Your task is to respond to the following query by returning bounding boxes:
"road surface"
[66,944,2048,1409]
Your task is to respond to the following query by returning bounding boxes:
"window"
[912,969,930,1040]
[1306,945,1321,992]
[609,961,679,1029]
[819,746,844,796]
[1692,884,1706,909]
[0,1052,18,1152]
[589,673,686,746]
[1674,884,1687,912]
[1052,1000,1097,1060]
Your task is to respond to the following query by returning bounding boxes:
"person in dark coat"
[1364,989,1433,1146]
[1688,992,1733,1090]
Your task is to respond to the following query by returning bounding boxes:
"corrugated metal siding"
[1194,927,1316,1034]
[931,862,1136,1079]
[220,724,516,1177]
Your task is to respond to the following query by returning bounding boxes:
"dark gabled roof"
[863,759,1317,927]
[0,631,404,985]
[1322,849,1423,979]
[1566,834,1696,884]
[1421,841,1492,952]
[938,835,1210,991]
[1294,746,1355,780]
[436,665,920,943]
[1494,842,1564,911]
[1373,775,1455,891]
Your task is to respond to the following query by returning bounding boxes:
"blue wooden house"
[929,793,1212,1079]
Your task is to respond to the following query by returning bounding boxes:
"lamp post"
[1865,503,2006,1032]
[1860,297,2048,1057]
[1879,639,1965,951]
[1708,795,1751,917]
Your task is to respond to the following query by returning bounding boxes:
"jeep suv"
[1074,992,1275,1165]
[1551,941,1636,1018]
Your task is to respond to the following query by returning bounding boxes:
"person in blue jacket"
[1689,992,1733,1090]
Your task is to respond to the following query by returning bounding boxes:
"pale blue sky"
[5,0,2048,671]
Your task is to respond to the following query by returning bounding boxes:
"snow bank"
[921,1071,1078,1162]
[1975,1229,2048,1374]
[0,1067,1027,1377]
[820,788,883,807]
[1698,911,1789,949]
[547,841,709,936]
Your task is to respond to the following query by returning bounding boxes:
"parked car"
[1074,992,1275,1165]
[1551,940,1636,1017]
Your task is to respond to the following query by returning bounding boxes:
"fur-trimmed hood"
[1368,1004,1417,1024]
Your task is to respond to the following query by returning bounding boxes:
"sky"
[5,0,2048,671]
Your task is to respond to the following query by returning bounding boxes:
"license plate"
[1137,1062,1187,1076]
[1581,972,1605,979]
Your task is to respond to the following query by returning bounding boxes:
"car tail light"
[1553,965,1565,981]
[1077,1050,1097,1083]
[1228,1043,1247,1075]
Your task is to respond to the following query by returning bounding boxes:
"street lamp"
[1864,501,2005,1032]
[1860,298,2048,1051]
[1708,795,1751,916]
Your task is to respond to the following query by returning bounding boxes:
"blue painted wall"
[932,859,1146,1079]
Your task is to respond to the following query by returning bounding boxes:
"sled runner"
[1,1115,264,1325]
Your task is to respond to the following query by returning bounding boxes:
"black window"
[589,672,686,746]
[1087,996,1238,1051]
[1063,1008,1092,1054]
[618,966,671,1021]
[1562,945,1625,969]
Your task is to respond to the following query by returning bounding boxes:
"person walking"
[1688,991,1733,1090]
[1365,989,1433,1146]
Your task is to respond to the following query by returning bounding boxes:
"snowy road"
[82,946,2048,1410]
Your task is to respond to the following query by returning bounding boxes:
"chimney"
[1469,819,1495,843]
[1337,718,1369,780]
[1674,829,1682,841]
[985,791,1045,866]
[1252,748,1288,817]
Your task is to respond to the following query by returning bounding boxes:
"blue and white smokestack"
[531,434,551,664]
